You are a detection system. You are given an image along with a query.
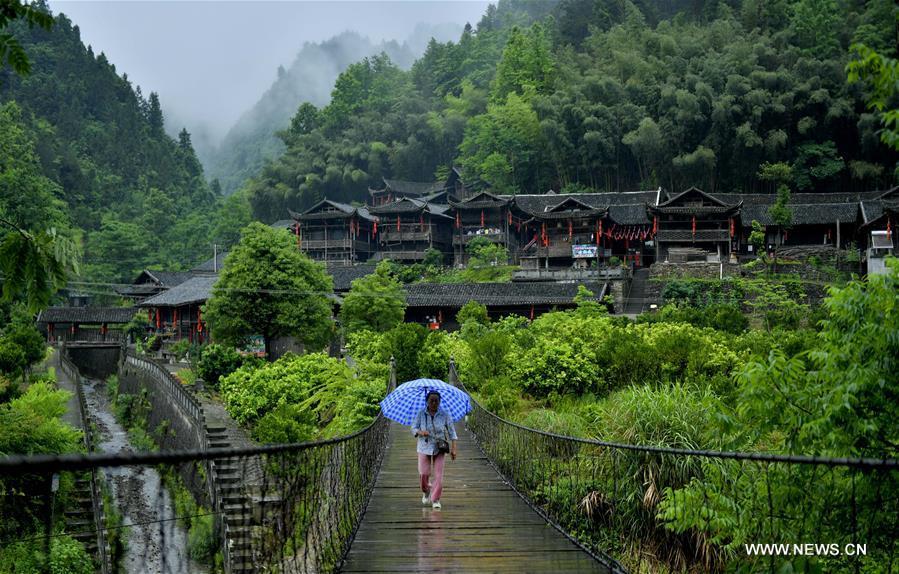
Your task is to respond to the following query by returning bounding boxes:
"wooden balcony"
[379,230,432,242]
[656,229,730,242]
[371,251,430,261]
[301,239,374,252]
[453,231,506,246]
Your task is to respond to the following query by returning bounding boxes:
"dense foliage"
[204,223,334,356]
[0,10,253,287]
[219,351,387,442]
[246,0,897,221]
[339,261,407,335]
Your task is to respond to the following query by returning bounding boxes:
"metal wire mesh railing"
[0,417,390,574]
[451,362,899,573]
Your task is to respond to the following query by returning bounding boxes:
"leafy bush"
[0,535,94,574]
[251,403,316,444]
[0,338,26,376]
[417,331,450,380]
[2,324,45,370]
[196,344,259,389]
[219,352,354,427]
[456,300,489,326]
[582,384,723,449]
[0,382,81,455]
[168,339,192,361]
[384,323,428,383]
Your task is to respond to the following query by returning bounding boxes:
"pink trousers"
[418,452,446,502]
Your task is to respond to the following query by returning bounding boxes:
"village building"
[509,190,660,272]
[115,270,196,303]
[448,191,514,265]
[368,178,447,207]
[137,275,217,343]
[290,200,377,264]
[367,194,455,263]
[647,187,741,263]
[37,306,136,343]
[858,187,899,275]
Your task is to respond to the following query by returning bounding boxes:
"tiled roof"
[138,275,218,307]
[270,219,297,229]
[368,198,453,219]
[145,271,195,286]
[37,307,137,324]
[740,202,859,225]
[192,252,228,273]
[291,200,376,222]
[404,281,607,308]
[326,263,378,291]
[379,179,446,196]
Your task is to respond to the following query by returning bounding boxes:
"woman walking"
[411,390,458,509]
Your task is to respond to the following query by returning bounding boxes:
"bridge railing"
[0,415,390,574]
[123,351,204,426]
[450,361,899,573]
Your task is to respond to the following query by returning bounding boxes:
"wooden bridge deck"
[341,422,609,573]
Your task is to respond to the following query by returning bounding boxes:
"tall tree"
[0,0,53,75]
[339,261,406,335]
[204,223,334,357]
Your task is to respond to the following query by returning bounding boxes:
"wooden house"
[290,200,377,263]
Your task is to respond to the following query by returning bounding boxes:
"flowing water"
[81,378,208,574]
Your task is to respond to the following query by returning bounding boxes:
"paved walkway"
[341,422,608,573]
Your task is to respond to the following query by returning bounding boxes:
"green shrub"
[168,339,192,361]
[196,344,259,389]
[384,323,428,382]
[251,403,316,444]
[219,352,354,427]
[457,300,489,326]
[417,331,450,380]
[0,535,94,574]
[188,514,217,563]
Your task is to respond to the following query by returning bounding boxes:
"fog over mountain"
[51,1,488,190]
[206,23,463,195]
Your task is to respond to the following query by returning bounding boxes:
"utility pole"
[213,243,218,273]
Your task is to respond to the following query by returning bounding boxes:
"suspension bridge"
[0,345,896,573]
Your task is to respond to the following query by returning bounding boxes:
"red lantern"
[481,210,485,228]
[729,217,734,238]
[691,215,697,238]
[508,210,512,225]
[653,216,658,235]
[530,305,535,321]
[373,220,378,235]
[197,307,203,333]
[888,218,892,242]
[455,212,461,229]
[396,216,401,232]
[568,220,573,240]
[155,309,160,329]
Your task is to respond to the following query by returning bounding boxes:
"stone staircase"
[64,473,108,565]
[207,425,256,573]
[624,267,650,315]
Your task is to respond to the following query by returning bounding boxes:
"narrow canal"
[81,377,208,574]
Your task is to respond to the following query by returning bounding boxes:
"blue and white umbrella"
[380,378,471,425]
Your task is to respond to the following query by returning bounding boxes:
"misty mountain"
[206,24,462,196]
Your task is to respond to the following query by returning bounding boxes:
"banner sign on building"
[572,244,598,258]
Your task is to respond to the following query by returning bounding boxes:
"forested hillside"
[246,0,898,223]
[0,11,251,285]
[206,28,461,196]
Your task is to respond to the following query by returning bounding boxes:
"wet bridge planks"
[341,422,609,573]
